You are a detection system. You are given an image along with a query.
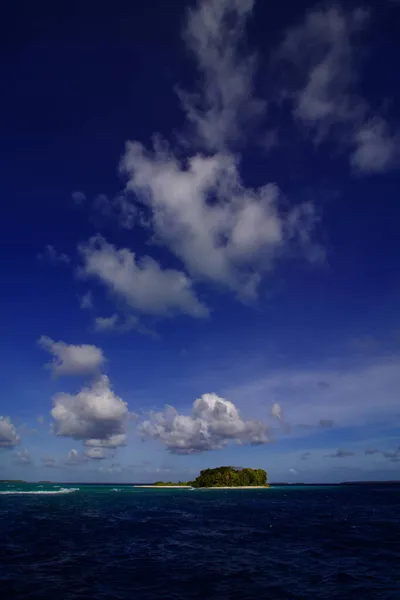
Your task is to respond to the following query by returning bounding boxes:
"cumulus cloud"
[13,449,32,465]
[65,448,87,466]
[79,235,208,318]
[84,446,109,460]
[300,452,311,460]
[84,433,127,448]
[121,143,320,299]
[37,244,70,265]
[140,392,270,454]
[0,416,20,447]
[38,336,106,376]
[271,402,283,421]
[364,448,379,455]
[178,0,264,151]
[51,376,130,448]
[351,117,399,174]
[325,449,355,458]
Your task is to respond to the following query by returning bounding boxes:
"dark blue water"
[1,483,399,599]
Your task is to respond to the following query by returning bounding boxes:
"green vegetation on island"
[153,466,268,488]
[152,481,188,486]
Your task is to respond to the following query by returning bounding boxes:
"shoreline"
[134,485,269,489]
[134,485,192,488]
[201,486,269,489]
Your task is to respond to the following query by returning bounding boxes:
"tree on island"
[153,466,268,488]
[189,466,267,488]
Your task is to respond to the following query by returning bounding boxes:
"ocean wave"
[0,488,79,495]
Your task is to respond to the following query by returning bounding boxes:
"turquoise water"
[1,482,399,599]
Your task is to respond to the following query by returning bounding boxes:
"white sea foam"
[0,488,79,495]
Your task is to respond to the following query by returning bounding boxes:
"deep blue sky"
[1,0,400,483]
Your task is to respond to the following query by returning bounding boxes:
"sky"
[1,0,400,484]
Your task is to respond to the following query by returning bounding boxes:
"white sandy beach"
[134,485,268,489]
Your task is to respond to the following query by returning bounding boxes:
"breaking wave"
[0,488,79,495]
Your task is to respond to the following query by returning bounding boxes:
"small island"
[137,466,269,489]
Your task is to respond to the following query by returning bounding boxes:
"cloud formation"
[351,117,399,174]
[179,0,264,151]
[121,144,320,299]
[278,5,368,132]
[13,449,32,465]
[226,358,400,433]
[0,416,20,447]
[38,336,106,376]
[51,376,130,448]
[84,446,109,460]
[65,448,87,466]
[93,313,157,337]
[140,392,270,454]
[79,236,208,318]
[277,5,399,173]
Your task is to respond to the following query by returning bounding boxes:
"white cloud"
[277,5,400,173]
[80,291,93,310]
[14,449,32,465]
[38,244,70,265]
[79,235,208,318]
[93,314,120,331]
[65,448,86,466]
[51,375,130,445]
[84,446,109,460]
[121,144,320,298]
[178,0,264,151]
[351,117,399,174]
[139,392,270,454]
[38,335,106,376]
[271,402,282,421]
[278,5,368,133]
[0,416,20,447]
[225,358,400,433]
[84,433,127,448]
[93,313,156,337]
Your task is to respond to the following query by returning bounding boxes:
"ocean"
[0,482,399,599]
